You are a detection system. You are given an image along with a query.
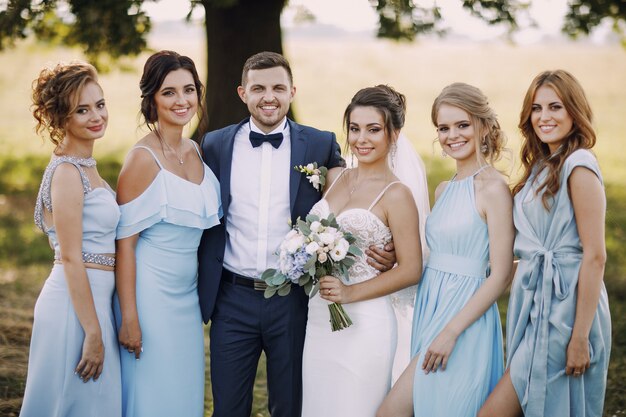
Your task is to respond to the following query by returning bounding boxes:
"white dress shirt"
[223,118,292,278]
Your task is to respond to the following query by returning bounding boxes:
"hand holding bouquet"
[262,213,361,331]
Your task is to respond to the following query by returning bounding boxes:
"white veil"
[389,132,430,382]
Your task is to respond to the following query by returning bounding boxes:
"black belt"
[221,269,268,291]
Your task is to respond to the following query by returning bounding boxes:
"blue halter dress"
[411,167,504,416]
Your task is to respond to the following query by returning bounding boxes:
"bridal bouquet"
[262,213,361,331]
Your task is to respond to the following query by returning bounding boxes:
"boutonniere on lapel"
[294,163,327,192]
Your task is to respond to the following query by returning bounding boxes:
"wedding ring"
[574,371,581,376]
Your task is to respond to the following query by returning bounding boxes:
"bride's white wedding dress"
[301,176,400,417]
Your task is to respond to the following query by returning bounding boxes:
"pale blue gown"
[21,155,121,417]
[114,145,221,417]
[411,168,504,416]
[507,149,611,417]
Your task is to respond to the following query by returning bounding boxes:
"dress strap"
[190,140,204,162]
[133,145,164,169]
[34,155,94,232]
[323,168,349,199]
[368,181,402,211]
[472,165,490,177]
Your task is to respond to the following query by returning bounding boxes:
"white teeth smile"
[540,125,556,133]
[448,142,466,149]
[261,105,277,110]
[174,109,188,115]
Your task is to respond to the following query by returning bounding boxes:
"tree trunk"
[196,0,291,139]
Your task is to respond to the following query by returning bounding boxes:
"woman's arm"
[51,164,103,381]
[320,183,422,303]
[114,148,160,359]
[421,175,514,373]
[566,166,606,376]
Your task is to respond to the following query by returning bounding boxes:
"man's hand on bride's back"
[366,241,396,272]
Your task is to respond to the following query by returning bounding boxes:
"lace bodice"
[310,199,392,284]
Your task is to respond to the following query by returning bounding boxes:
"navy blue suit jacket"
[198,118,344,323]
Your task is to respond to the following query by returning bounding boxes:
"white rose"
[318,232,335,247]
[305,241,320,255]
[309,174,321,190]
[306,163,315,171]
[330,239,350,262]
[285,233,305,253]
[310,221,321,233]
[318,252,328,263]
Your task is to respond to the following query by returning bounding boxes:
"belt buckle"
[253,280,267,291]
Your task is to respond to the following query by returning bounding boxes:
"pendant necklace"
[156,129,184,164]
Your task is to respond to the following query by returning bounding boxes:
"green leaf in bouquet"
[297,219,311,235]
[261,268,277,281]
[264,286,278,299]
[316,265,329,278]
[348,245,363,256]
[320,217,330,227]
[269,274,288,286]
[319,166,328,176]
[303,255,317,271]
[343,257,356,268]
[277,282,292,296]
[305,214,320,223]
[308,266,316,277]
[306,280,319,297]
[298,274,311,287]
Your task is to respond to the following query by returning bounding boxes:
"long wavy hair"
[431,82,507,167]
[513,70,596,209]
[31,61,99,151]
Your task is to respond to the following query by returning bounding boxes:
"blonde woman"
[378,82,514,417]
[21,62,121,417]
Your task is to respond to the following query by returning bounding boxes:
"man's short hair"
[241,51,293,86]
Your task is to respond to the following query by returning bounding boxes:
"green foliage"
[0,0,151,69]
[563,0,626,41]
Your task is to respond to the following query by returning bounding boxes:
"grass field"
[0,34,624,416]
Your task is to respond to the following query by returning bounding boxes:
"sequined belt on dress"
[426,252,488,278]
[54,251,116,267]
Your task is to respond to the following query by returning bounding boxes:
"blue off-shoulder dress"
[507,149,611,417]
[115,145,221,417]
[411,168,504,416]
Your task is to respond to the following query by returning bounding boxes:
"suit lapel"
[220,118,248,218]
[289,120,307,214]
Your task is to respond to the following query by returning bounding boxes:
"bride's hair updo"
[432,82,506,166]
[31,61,99,148]
[343,84,406,145]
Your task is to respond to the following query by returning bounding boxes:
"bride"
[301,85,427,416]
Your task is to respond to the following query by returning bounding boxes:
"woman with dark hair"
[378,82,514,417]
[479,70,611,417]
[114,50,221,417]
[301,85,424,417]
[21,61,120,417]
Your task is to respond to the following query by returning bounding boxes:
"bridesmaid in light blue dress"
[114,51,221,417]
[480,71,611,417]
[379,83,514,417]
[21,62,121,417]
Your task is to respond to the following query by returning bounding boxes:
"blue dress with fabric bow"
[411,168,504,416]
[507,149,611,417]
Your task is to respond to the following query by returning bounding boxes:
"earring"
[389,142,398,170]
[441,149,447,158]
[350,152,355,168]
[480,141,488,154]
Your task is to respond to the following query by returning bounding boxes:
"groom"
[198,51,392,417]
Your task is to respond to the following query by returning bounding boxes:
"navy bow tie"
[249,130,283,149]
